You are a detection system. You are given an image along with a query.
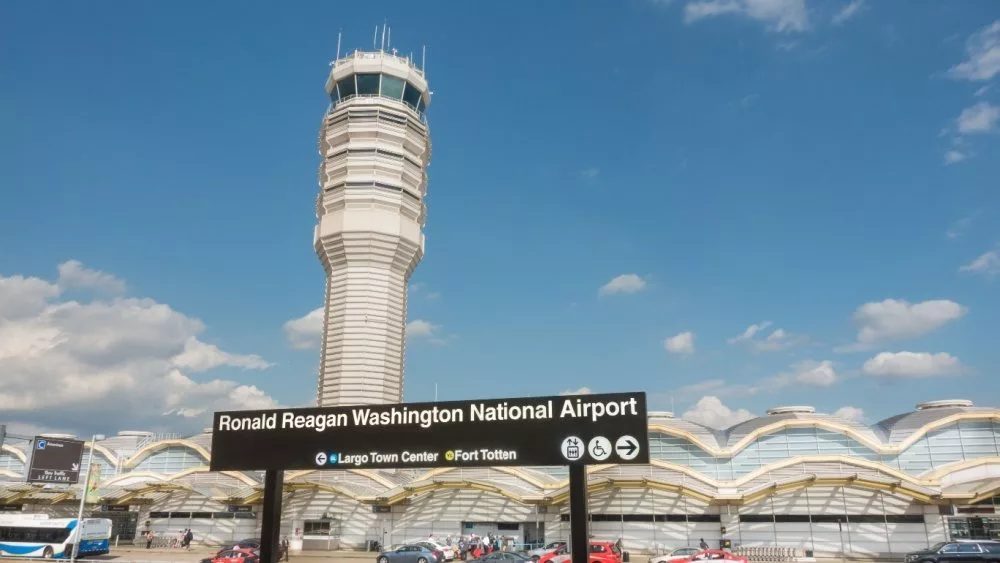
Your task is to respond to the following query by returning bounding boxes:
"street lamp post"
[71,434,105,563]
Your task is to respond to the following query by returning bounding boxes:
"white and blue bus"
[0,514,111,559]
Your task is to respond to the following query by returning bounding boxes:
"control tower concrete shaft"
[314,49,431,407]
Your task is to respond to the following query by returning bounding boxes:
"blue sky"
[1,0,998,435]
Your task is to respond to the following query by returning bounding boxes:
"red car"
[549,541,623,563]
[683,550,748,563]
[538,546,568,563]
[211,547,260,563]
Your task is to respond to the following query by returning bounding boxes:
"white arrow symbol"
[71,463,79,471]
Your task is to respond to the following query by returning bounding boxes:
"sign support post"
[259,470,284,563]
[568,465,589,563]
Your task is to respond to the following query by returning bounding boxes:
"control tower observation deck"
[313,47,431,407]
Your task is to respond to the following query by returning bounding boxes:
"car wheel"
[42,547,55,559]
[418,558,428,563]
[379,557,389,563]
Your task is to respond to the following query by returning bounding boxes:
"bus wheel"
[42,547,54,559]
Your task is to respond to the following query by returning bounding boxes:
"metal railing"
[332,49,425,75]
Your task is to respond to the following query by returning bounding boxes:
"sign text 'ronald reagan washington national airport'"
[210,392,649,472]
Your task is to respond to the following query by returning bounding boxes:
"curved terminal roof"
[874,402,996,443]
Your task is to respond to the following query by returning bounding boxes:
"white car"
[416,540,456,561]
[649,548,702,563]
[528,542,568,560]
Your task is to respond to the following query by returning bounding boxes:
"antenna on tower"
[335,30,342,61]
[373,25,378,50]
[381,19,387,51]
[422,45,427,72]
[387,26,391,51]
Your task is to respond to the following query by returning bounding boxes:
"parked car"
[378,544,442,563]
[528,542,567,561]
[209,547,259,563]
[202,545,260,563]
[234,539,262,550]
[650,548,701,563]
[904,541,1000,563]
[548,541,623,563]
[470,552,533,563]
[538,545,569,563]
[683,550,749,563]
[416,540,456,561]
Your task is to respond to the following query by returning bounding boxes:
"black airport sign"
[27,436,85,484]
[210,392,649,471]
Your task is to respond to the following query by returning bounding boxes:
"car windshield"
[929,543,947,552]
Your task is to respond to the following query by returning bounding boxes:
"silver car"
[378,544,441,563]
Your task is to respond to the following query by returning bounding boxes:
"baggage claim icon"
[560,436,584,461]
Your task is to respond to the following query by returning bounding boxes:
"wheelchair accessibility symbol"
[588,436,612,462]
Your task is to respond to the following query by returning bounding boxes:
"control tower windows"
[337,76,356,99]
[356,73,380,95]
[402,82,421,110]
[331,73,427,118]
[381,75,405,100]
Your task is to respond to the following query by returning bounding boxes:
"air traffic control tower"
[313,40,431,407]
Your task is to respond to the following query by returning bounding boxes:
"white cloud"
[948,21,1000,82]
[0,275,61,319]
[664,331,695,355]
[728,321,806,352]
[831,0,864,25]
[765,360,838,389]
[946,214,977,240]
[681,396,755,429]
[581,168,600,182]
[171,337,272,372]
[684,0,809,33]
[408,319,453,346]
[283,307,323,349]
[0,261,277,435]
[598,274,647,296]
[838,299,967,351]
[560,387,593,396]
[56,260,126,294]
[959,250,1000,277]
[944,150,969,165]
[975,85,993,97]
[834,406,865,423]
[956,102,1000,134]
[862,351,965,379]
[728,321,772,343]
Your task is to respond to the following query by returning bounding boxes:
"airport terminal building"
[2,400,999,555]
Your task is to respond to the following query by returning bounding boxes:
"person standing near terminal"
[699,539,709,550]
[145,530,154,549]
[280,536,290,562]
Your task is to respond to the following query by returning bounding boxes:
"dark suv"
[905,541,1000,563]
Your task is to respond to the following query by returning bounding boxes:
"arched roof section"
[1,444,27,463]
[383,478,537,505]
[123,439,210,468]
[582,455,1000,490]
[412,466,552,490]
[726,413,882,445]
[286,468,397,489]
[649,410,1000,457]
[876,406,999,443]
[648,416,723,450]
[84,442,120,468]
